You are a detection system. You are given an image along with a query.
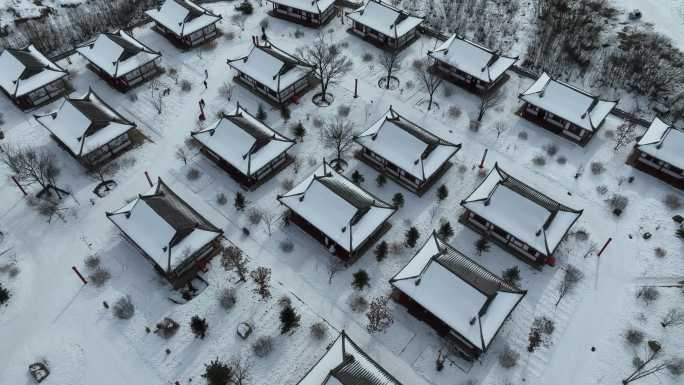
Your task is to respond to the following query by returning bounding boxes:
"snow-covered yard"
[0,2,683,385]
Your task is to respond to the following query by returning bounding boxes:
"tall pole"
[479,148,488,169]
[354,79,358,98]
[11,176,27,196]
[144,171,153,187]
[71,266,87,285]
[597,237,612,257]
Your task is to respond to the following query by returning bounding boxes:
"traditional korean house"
[428,34,517,93]
[106,178,223,288]
[228,39,315,106]
[191,104,296,190]
[277,162,396,261]
[146,0,222,48]
[346,0,423,50]
[34,89,137,168]
[629,117,684,189]
[296,331,403,385]
[76,30,162,90]
[519,72,617,146]
[267,0,337,27]
[354,107,461,195]
[460,163,582,268]
[391,232,526,360]
[0,44,69,109]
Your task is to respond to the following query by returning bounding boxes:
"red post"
[479,148,488,169]
[597,237,612,257]
[354,79,358,98]
[144,171,153,187]
[71,266,87,285]
[11,176,27,196]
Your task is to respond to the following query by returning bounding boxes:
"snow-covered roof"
[355,108,460,182]
[145,0,221,37]
[267,0,336,14]
[34,89,136,157]
[107,179,222,274]
[191,104,295,177]
[76,30,161,78]
[520,72,617,132]
[278,163,396,253]
[228,41,313,93]
[391,233,525,352]
[297,332,403,385]
[0,44,67,97]
[461,164,582,257]
[347,0,423,39]
[635,117,684,170]
[428,34,517,84]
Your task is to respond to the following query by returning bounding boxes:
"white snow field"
[1,2,683,385]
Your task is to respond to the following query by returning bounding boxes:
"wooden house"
[629,117,684,189]
[296,331,403,385]
[277,162,396,261]
[519,72,617,145]
[346,0,423,50]
[76,30,162,91]
[354,107,461,195]
[0,44,69,109]
[267,0,337,27]
[391,232,526,360]
[106,178,223,289]
[191,104,296,190]
[146,0,222,48]
[428,34,517,93]
[228,39,315,106]
[34,89,137,168]
[460,163,582,268]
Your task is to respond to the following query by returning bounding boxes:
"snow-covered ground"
[1,2,683,385]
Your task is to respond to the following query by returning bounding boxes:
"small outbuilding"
[354,107,461,195]
[428,34,517,93]
[519,72,617,145]
[191,104,296,190]
[460,163,582,268]
[346,0,423,50]
[107,178,223,288]
[391,232,526,360]
[228,39,315,106]
[629,117,684,189]
[296,331,403,385]
[76,30,162,90]
[278,162,396,261]
[34,89,136,168]
[146,0,222,48]
[0,44,69,109]
[267,0,337,27]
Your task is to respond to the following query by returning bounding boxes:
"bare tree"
[412,57,442,110]
[327,258,345,284]
[478,88,504,121]
[321,118,355,170]
[250,266,272,300]
[494,120,507,139]
[556,264,584,306]
[231,13,246,31]
[661,308,684,328]
[366,296,394,333]
[299,34,353,104]
[88,160,120,192]
[262,210,278,236]
[622,340,681,384]
[0,144,65,197]
[221,245,249,282]
[379,48,401,89]
[613,122,638,151]
[149,79,167,114]
[230,358,250,385]
[174,146,189,165]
